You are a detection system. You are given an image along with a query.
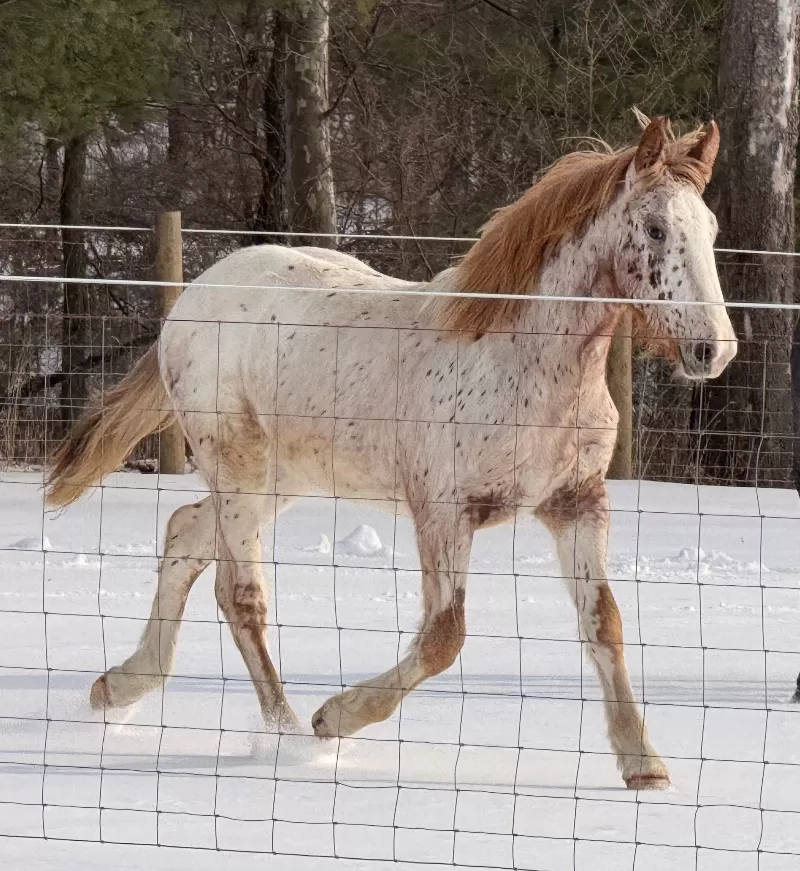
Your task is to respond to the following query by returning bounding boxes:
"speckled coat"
[52,117,735,791]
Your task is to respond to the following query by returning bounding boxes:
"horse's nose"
[679,340,726,379]
[690,341,716,368]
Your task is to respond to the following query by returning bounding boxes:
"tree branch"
[12,331,158,399]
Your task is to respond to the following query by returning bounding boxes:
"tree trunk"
[59,132,91,432]
[700,0,799,487]
[165,6,191,212]
[166,103,189,212]
[252,10,287,240]
[233,0,263,227]
[283,0,337,247]
[44,138,61,216]
[792,312,800,493]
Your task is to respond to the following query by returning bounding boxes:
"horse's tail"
[46,345,174,507]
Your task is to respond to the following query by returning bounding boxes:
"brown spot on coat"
[419,588,465,676]
[465,491,512,530]
[536,473,608,534]
[594,583,623,652]
[232,581,267,627]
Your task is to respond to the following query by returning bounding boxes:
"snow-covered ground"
[1,470,800,871]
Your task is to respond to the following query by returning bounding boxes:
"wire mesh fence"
[1,225,798,488]
[0,227,799,869]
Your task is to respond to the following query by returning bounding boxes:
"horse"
[46,115,736,790]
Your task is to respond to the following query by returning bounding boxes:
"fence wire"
[0,228,799,870]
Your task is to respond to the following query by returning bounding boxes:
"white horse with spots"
[47,116,735,789]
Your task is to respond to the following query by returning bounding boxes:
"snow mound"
[103,541,156,556]
[673,547,768,576]
[336,524,389,558]
[612,546,770,582]
[8,535,51,551]
[304,533,332,555]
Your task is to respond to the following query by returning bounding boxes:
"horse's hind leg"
[537,478,669,790]
[175,402,298,733]
[90,496,215,709]
[312,504,475,738]
[212,489,300,733]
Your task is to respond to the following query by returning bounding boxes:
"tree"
[0,0,175,427]
[284,0,337,246]
[1,0,778,483]
[254,9,288,236]
[59,133,91,428]
[793,315,800,493]
[699,0,799,486]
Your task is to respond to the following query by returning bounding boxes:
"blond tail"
[46,345,174,507]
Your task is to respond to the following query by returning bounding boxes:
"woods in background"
[0,0,798,486]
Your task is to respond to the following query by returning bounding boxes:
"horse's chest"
[515,376,617,504]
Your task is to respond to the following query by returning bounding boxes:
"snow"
[1,470,800,870]
[8,535,52,551]
[336,524,390,558]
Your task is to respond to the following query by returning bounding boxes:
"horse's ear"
[634,116,670,173]
[687,121,720,175]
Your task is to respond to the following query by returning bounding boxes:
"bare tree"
[793,315,800,492]
[59,133,91,430]
[284,0,337,246]
[700,0,799,486]
[253,10,287,236]
[0,0,757,480]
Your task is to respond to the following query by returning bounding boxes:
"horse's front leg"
[537,476,669,790]
[312,504,475,738]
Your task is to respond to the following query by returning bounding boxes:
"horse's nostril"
[693,343,714,366]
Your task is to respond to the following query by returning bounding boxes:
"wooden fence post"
[607,309,633,480]
[154,211,186,475]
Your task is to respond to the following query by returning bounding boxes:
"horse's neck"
[428,213,621,379]
[517,220,621,374]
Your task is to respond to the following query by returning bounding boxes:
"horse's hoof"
[89,675,109,709]
[311,707,337,739]
[625,772,670,791]
[271,705,302,736]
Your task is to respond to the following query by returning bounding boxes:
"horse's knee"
[231,579,267,628]
[215,561,266,629]
[419,589,466,676]
[164,498,213,558]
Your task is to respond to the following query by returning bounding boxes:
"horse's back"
[166,244,419,328]
[157,244,431,437]
[291,245,385,276]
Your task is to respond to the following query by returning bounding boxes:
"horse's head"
[614,116,737,380]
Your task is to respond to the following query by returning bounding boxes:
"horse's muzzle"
[677,338,737,380]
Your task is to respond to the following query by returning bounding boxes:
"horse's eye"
[647,225,665,242]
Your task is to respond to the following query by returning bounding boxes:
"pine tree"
[0,0,176,426]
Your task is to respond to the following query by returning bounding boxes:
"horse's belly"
[275,416,399,502]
